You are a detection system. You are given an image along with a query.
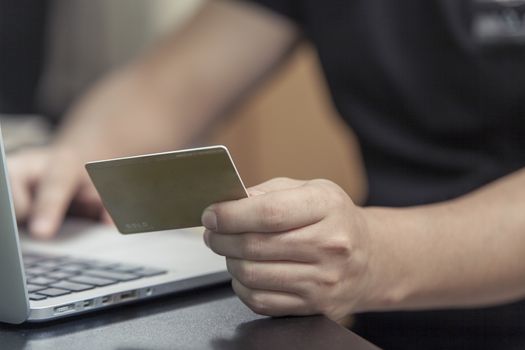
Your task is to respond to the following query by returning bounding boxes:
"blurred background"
[0,0,366,203]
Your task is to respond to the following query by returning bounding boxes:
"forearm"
[363,167,525,312]
[54,0,298,158]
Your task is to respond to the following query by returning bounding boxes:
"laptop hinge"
[0,125,29,324]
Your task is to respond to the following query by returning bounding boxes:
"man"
[7,1,525,348]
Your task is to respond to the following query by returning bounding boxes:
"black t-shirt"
[245,0,525,207]
[0,0,49,114]
[243,0,525,348]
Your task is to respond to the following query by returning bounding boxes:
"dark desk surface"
[0,284,379,350]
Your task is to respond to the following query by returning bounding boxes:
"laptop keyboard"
[23,252,167,301]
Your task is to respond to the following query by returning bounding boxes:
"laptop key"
[84,269,140,282]
[28,277,58,286]
[47,271,75,280]
[51,281,94,292]
[26,267,52,276]
[61,264,87,273]
[135,268,167,277]
[69,275,117,287]
[28,293,48,301]
[23,255,47,265]
[61,258,94,265]
[37,260,64,270]
[110,264,143,273]
[37,288,71,297]
[86,261,119,270]
[27,284,47,293]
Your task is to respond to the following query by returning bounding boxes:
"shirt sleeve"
[238,0,302,24]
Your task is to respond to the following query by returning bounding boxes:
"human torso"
[297,0,525,206]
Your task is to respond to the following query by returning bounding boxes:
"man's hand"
[7,146,109,239]
[203,170,525,317]
[8,147,108,238]
[202,177,373,321]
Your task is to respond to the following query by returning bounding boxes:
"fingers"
[203,177,359,320]
[68,183,105,220]
[204,226,319,262]
[232,279,313,317]
[8,148,108,238]
[10,175,32,223]
[7,150,48,223]
[227,258,316,296]
[247,177,305,195]
[29,158,80,239]
[202,182,326,234]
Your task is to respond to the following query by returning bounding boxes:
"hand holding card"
[85,146,247,234]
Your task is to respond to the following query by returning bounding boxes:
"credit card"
[85,145,248,234]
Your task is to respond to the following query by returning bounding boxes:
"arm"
[9,0,300,238]
[56,0,300,154]
[203,169,525,321]
[364,167,525,311]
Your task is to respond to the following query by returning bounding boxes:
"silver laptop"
[0,128,230,324]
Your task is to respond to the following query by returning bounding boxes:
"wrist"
[357,206,425,312]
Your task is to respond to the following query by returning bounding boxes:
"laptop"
[0,128,231,324]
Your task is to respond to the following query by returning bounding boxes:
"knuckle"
[35,188,64,207]
[246,292,270,315]
[44,172,74,190]
[308,179,348,209]
[207,235,223,256]
[309,179,338,192]
[305,288,332,316]
[302,183,322,201]
[240,235,262,260]
[321,235,352,257]
[317,271,341,288]
[327,191,348,212]
[259,201,286,231]
[237,260,258,286]
[272,177,293,185]
[330,188,349,209]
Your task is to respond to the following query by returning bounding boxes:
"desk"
[0,284,379,349]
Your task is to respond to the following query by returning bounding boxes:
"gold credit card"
[85,146,247,234]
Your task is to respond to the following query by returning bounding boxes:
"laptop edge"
[0,124,30,324]
[0,125,231,324]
